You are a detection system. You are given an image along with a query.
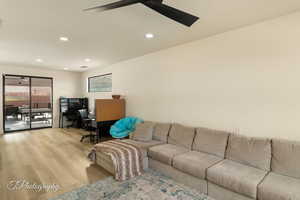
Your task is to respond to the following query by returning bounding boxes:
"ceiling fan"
[84,0,199,27]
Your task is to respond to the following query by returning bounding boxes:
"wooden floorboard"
[0,128,111,200]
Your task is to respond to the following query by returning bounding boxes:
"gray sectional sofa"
[95,122,300,200]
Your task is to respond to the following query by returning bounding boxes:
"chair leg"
[89,134,93,143]
[80,135,87,142]
[81,134,96,143]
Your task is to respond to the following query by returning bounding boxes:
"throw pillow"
[132,122,155,142]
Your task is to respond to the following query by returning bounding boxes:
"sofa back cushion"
[168,124,195,149]
[131,122,155,142]
[272,139,300,179]
[193,127,230,158]
[226,134,271,171]
[153,123,171,142]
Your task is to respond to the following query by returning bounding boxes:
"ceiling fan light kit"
[84,0,199,27]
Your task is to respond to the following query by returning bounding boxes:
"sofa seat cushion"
[258,172,300,200]
[173,151,223,179]
[148,144,189,165]
[207,159,268,199]
[121,139,164,158]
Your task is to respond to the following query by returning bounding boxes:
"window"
[88,73,112,92]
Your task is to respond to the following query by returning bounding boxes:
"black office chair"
[65,109,79,128]
[79,109,97,143]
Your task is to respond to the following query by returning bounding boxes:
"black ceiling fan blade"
[142,1,199,27]
[84,0,141,12]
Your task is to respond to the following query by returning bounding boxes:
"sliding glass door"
[30,77,53,129]
[3,75,30,132]
[3,75,53,133]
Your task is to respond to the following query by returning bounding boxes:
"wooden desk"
[95,99,125,142]
[95,99,125,122]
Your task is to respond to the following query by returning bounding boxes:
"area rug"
[50,169,214,200]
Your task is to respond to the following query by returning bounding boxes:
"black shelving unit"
[59,97,89,128]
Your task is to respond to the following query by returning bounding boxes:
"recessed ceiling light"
[145,33,154,39]
[36,58,43,63]
[60,37,69,42]
[85,58,91,62]
[63,67,69,70]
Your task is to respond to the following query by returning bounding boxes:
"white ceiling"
[0,0,300,72]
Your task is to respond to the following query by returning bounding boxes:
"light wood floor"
[0,128,111,200]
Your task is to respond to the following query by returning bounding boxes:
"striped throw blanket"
[88,140,144,181]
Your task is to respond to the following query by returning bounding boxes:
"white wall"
[0,64,82,133]
[81,11,300,141]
